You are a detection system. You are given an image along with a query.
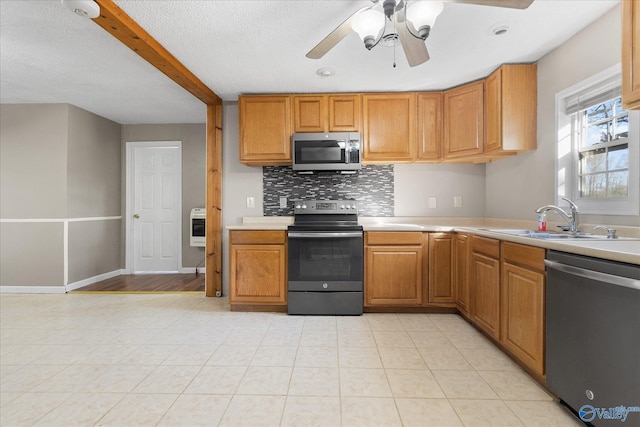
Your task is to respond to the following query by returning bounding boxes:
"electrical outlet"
[428,197,437,209]
[279,197,288,209]
[454,196,463,208]
[246,197,255,208]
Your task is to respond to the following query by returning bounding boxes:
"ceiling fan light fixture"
[61,0,100,19]
[351,8,385,49]
[406,0,444,40]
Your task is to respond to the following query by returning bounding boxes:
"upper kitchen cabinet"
[293,95,327,132]
[293,94,361,133]
[239,95,291,165]
[443,81,484,160]
[362,93,416,163]
[416,92,443,162]
[329,94,361,131]
[622,0,640,110]
[485,64,537,154]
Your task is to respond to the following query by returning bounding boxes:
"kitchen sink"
[481,228,637,240]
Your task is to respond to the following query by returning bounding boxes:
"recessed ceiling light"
[316,67,336,77]
[488,23,510,36]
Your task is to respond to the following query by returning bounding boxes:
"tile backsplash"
[263,165,394,216]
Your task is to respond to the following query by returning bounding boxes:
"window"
[555,65,639,215]
[577,97,629,199]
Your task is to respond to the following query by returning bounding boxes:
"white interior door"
[132,145,181,273]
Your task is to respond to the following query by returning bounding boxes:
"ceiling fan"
[306,0,534,67]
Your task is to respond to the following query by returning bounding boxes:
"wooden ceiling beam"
[92,0,221,106]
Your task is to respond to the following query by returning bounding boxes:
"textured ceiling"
[0,0,620,124]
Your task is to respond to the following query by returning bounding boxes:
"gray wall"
[0,104,122,288]
[121,123,207,269]
[0,104,68,218]
[486,4,638,227]
[67,105,122,284]
[67,105,121,217]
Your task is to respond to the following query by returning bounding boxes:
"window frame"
[555,64,639,216]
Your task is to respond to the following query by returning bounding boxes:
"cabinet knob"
[133,213,140,219]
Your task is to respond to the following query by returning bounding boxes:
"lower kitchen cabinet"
[365,232,426,307]
[428,233,455,305]
[229,230,287,310]
[501,241,546,377]
[453,233,470,316]
[470,235,501,340]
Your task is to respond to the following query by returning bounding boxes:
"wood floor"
[72,273,205,293]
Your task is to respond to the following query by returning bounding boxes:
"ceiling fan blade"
[395,8,429,67]
[445,0,534,9]
[306,6,372,59]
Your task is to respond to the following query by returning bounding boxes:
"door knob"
[133,214,140,219]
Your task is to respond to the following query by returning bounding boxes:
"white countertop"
[226,216,640,265]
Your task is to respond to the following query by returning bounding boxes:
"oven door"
[287,230,363,292]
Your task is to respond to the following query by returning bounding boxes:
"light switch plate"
[428,197,437,209]
[279,196,287,209]
[454,196,463,208]
[246,197,255,208]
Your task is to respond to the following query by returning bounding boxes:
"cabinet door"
[329,94,361,131]
[362,93,416,162]
[416,92,443,161]
[229,243,286,304]
[428,233,454,304]
[239,95,291,165]
[365,245,423,306]
[485,64,537,154]
[443,81,484,159]
[454,234,469,315]
[623,0,640,110]
[293,95,327,132]
[471,252,500,340]
[501,262,545,376]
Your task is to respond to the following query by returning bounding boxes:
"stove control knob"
[351,204,357,210]
[301,204,307,210]
[340,204,345,209]
[295,204,301,209]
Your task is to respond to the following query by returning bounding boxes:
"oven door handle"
[288,231,363,239]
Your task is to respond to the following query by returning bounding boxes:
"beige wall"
[0,223,64,287]
[121,123,207,269]
[68,220,121,284]
[67,105,121,217]
[0,104,68,218]
[0,104,122,288]
[485,4,638,226]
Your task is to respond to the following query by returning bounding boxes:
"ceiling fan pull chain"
[392,15,396,68]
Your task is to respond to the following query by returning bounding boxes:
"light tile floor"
[0,294,585,426]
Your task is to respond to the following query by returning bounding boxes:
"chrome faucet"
[536,197,580,233]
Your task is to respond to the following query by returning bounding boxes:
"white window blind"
[564,75,622,114]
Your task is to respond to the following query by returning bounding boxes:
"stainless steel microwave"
[292,132,361,173]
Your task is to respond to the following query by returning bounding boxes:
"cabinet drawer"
[366,231,423,245]
[502,241,545,272]
[471,235,500,258]
[230,230,286,245]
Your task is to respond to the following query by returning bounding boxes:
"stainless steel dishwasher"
[545,251,640,426]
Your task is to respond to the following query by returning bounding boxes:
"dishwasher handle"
[544,259,640,291]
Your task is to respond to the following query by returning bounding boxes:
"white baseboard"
[66,269,125,292]
[0,286,66,294]
[180,267,206,274]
